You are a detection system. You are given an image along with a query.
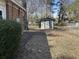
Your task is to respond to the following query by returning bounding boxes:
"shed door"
[41,21,45,29]
[45,21,50,29]
[52,21,54,29]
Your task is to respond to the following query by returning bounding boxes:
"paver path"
[13,31,52,59]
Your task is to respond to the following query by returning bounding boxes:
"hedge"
[0,20,22,59]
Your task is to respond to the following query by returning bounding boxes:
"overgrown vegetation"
[0,20,22,59]
[67,0,79,21]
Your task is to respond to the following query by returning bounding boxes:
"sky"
[52,0,74,18]
[51,0,60,18]
[66,0,74,5]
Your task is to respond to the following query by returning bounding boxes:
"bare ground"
[47,28,79,59]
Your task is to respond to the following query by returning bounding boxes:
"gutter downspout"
[6,0,9,19]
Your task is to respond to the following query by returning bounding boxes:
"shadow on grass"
[47,33,62,37]
[57,55,76,59]
[13,31,52,59]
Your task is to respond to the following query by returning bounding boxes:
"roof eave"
[11,0,26,12]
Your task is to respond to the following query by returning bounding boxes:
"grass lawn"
[47,28,79,59]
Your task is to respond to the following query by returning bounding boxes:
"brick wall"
[6,0,26,31]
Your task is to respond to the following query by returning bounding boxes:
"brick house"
[0,0,27,31]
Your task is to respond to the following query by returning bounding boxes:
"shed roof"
[40,17,55,22]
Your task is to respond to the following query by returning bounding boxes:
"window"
[0,11,2,19]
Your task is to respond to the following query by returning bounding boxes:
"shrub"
[0,20,22,59]
[55,21,66,26]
